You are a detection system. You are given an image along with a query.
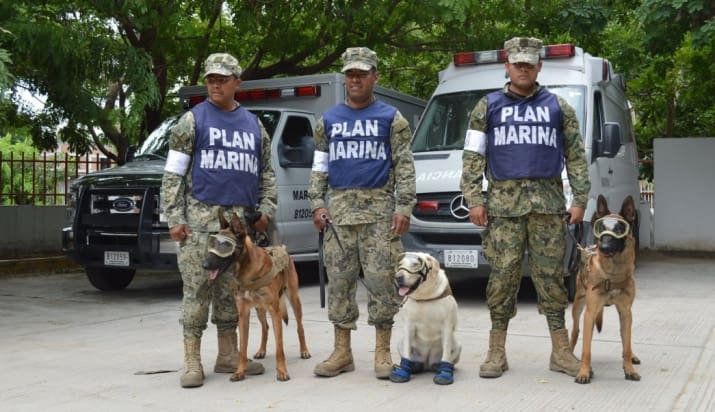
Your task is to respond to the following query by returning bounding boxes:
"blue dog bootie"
[390,357,415,383]
[433,361,455,385]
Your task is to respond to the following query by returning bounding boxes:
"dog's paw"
[624,371,641,381]
[276,370,290,382]
[230,371,246,382]
[631,355,641,365]
[574,369,594,384]
[253,350,266,359]
[389,358,413,383]
[433,362,455,385]
[300,351,311,359]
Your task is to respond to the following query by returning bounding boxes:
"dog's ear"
[620,195,637,225]
[230,212,245,235]
[595,194,610,219]
[218,208,230,230]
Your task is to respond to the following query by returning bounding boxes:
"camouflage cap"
[341,47,378,72]
[203,53,242,78]
[504,37,543,65]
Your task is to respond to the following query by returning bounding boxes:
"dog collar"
[400,284,453,307]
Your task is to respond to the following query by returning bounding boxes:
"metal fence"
[640,180,655,210]
[0,151,113,206]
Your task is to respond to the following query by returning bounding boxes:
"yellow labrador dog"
[390,252,461,385]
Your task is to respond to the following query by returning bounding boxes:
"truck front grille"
[413,192,471,223]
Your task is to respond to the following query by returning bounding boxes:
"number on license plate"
[105,251,130,267]
[444,250,479,269]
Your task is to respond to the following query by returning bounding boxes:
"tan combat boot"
[479,329,509,378]
[314,326,355,377]
[181,337,204,388]
[374,327,393,379]
[214,330,265,375]
[549,328,581,376]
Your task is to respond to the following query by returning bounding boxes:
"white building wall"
[654,138,715,251]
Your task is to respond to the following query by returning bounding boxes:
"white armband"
[464,129,487,156]
[312,150,329,173]
[164,149,191,176]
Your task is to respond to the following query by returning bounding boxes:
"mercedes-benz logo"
[449,195,470,220]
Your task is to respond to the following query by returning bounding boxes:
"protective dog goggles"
[207,234,237,258]
[593,216,630,239]
[396,253,429,277]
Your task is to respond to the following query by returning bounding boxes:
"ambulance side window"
[277,115,314,168]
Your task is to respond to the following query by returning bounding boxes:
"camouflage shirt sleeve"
[160,111,195,228]
[308,116,329,212]
[557,95,590,209]
[257,120,278,220]
[460,97,488,209]
[390,111,417,218]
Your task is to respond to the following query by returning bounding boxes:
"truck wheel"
[86,268,136,291]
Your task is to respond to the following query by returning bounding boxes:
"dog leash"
[563,212,587,278]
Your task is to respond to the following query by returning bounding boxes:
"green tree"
[2,0,714,169]
[0,132,71,205]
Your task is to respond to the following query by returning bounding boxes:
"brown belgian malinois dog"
[203,211,310,381]
[570,194,641,384]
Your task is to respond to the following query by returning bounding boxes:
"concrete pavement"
[0,250,713,412]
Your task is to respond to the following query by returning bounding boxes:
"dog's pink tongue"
[209,269,219,280]
[398,286,411,296]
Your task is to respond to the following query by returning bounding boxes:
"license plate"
[444,250,479,268]
[104,251,130,267]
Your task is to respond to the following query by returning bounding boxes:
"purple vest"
[486,88,565,180]
[323,100,395,189]
[190,101,262,206]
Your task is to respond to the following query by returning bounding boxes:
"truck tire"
[86,268,136,291]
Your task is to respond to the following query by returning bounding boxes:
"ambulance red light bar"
[453,43,576,66]
[236,88,281,101]
[236,85,322,101]
[188,95,207,107]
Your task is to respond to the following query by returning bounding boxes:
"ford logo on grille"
[112,198,136,212]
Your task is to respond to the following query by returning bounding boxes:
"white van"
[403,43,641,298]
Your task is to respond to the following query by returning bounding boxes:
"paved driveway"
[1,251,713,412]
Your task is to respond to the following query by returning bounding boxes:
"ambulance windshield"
[411,86,586,153]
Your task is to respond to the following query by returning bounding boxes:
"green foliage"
[0,132,69,205]
[1,0,713,167]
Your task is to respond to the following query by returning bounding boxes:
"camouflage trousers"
[482,213,568,331]
[323,220,402,330]
[177,231,237,339]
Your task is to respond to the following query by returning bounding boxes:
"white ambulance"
[404,43,641,298]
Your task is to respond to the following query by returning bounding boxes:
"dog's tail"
[595,308,604,333]
[279,292,289,325]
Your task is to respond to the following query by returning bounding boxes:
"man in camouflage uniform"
[460,37,590,379]
[309,47,416,379]
[161,53,276,388]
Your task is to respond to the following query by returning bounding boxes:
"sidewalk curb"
[0,255,81,276]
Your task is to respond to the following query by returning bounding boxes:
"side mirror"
[600,122,622,159]
[126,145,137,162]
